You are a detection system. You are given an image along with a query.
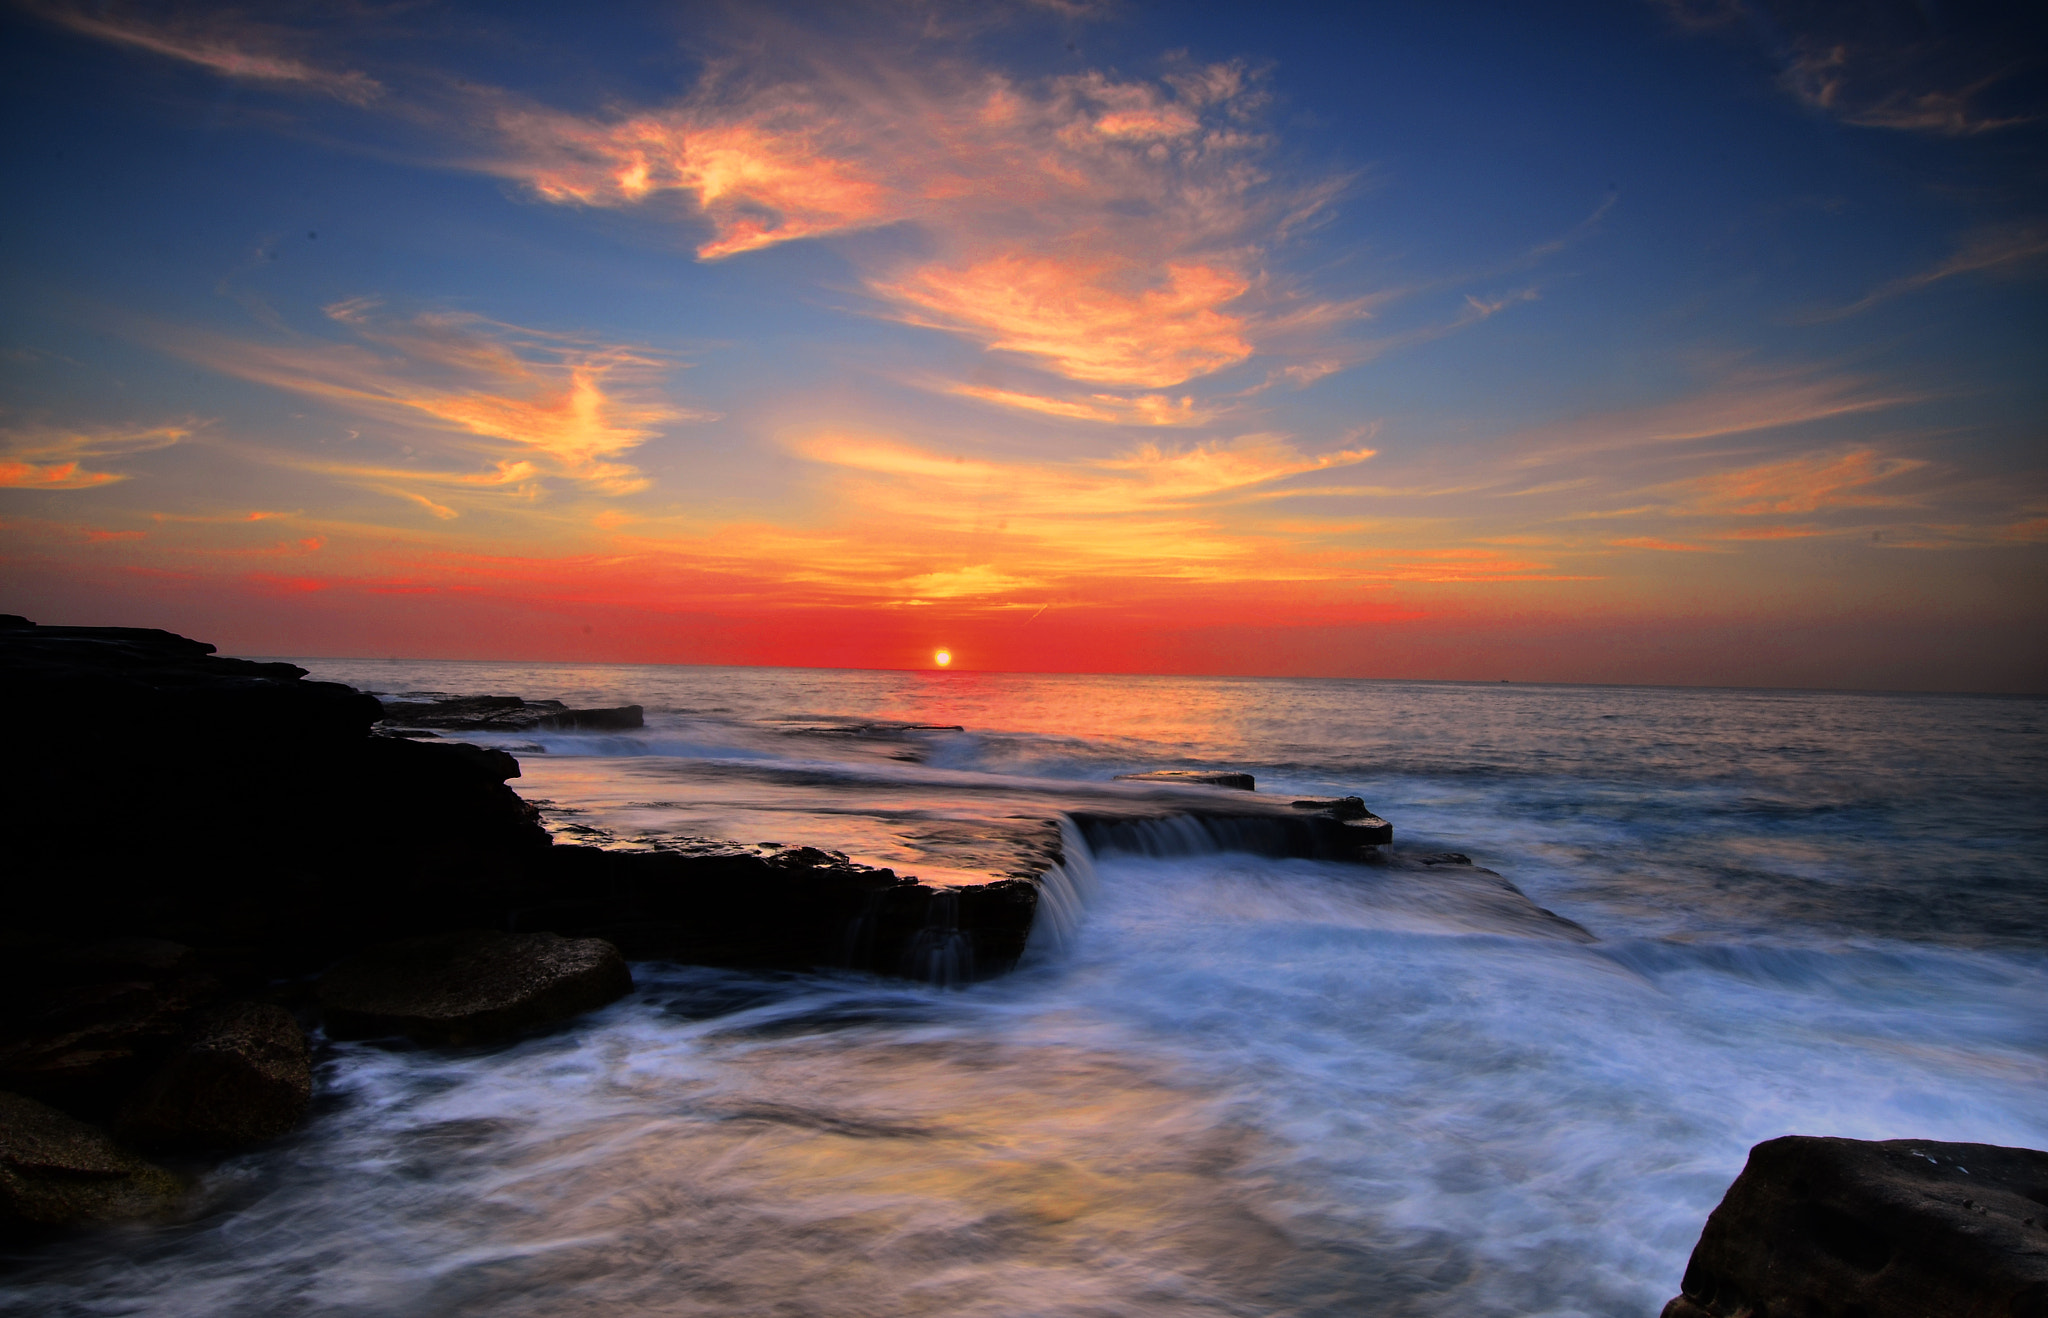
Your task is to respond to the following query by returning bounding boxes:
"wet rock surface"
[1113,769,1257,790]
[0,1091,182,1237]
[113,1002,311,1151]
[530,845,1041,979]
[1662,1135,2048,1318]
[318,931,635,1046]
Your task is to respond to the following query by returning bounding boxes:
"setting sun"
[934,649,951,667]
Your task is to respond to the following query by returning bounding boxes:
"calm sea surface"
[6,664,2044,1317]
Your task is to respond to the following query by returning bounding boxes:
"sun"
[934,648,952,667]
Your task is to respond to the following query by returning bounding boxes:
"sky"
[1,0,2043,690]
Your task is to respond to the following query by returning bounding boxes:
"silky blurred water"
[4,664,2042,1317]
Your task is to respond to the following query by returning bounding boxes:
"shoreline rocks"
[0,1092,183,1235]
[376,694,645,734]
[1663,1135,2048,1318]
[0,614,1047,1235]
[113,1002,312,1151]
[317,931,633,1046]
[1113,769,1257,790]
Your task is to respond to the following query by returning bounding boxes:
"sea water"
[4,665,2043,1317]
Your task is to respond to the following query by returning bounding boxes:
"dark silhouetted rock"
[523,844,1040,980]
[377,693,565,731]
[2,621,554,978]
[317,931,634,1046]
[1662,1135,2048,1318]
[1288,795,1394,844]
[378,695,645,734]
[113,1002,311,1151]
[0,947,225,1118]
[537,704,643,731]
[0,1091,182,1237]
[1114,769,1257,790]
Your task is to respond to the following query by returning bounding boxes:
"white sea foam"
[6,663,2038,1316]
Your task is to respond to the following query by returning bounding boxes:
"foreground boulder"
[114,1003,311,1151]
[0,1091,181,1237]
[1663,1135,2048,1318]
[317,931,634,1046]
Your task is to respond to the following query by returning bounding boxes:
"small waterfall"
[1022,817,1097,959]
[1072,810,1378,862]
[901,889,974,987]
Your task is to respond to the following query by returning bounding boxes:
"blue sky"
[2,0,2043,688]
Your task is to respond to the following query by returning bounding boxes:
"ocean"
[5,663,2044,1317]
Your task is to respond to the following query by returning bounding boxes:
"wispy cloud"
[938,383,1220,426]
[30,3,383,103]
[1514,368,1917,466]
[154,302,705,502]
[1807,222,2048,320]
[1658,1,2041,137]
[1665,447,1928,516]
[0,422,191,490]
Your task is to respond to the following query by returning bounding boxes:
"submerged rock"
[114,1002,311,1151]
[317,931,634,1046]
[1662,1135,2048,1318]
[537,704,643,731]
[0,1091,182,1237]
[1114,769,1257,790]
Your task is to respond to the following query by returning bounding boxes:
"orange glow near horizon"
[3,5,2042,693]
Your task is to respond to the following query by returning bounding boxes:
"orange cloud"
[940,384,1218,427]
[0,461,124,490]
[1673,448,1927,516]
[876,258,1252,388]
[482,49,1354,391]
[155,306,702,503]
[1607,537,1730,553]
[0,422,190,490]
[494,110,892,258]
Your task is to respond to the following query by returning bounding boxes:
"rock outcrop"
[376,694,645,734]
[2,617,552,973]
[318,931,634,1046]
[0,1091,182,1236]
[113,1002,312,1150]
[0,615,1046,1240]
[530,845,1041,978]
[1663,1135,2048,1318]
